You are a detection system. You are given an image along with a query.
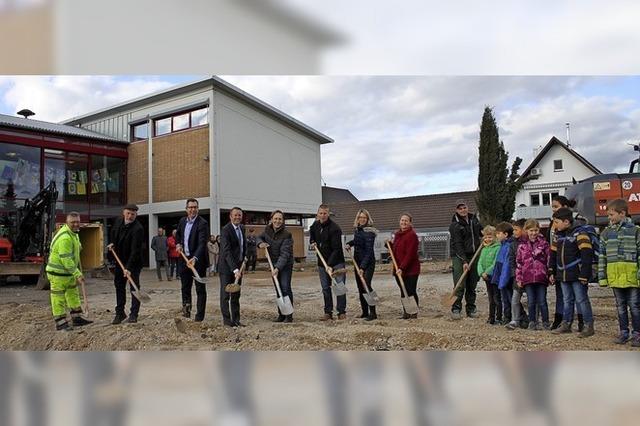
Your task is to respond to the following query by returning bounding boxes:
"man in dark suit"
[107,203,145,324]
[176,198,209,321]
[218,207,247,327]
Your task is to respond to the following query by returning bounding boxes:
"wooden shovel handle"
[451,243,484,294]
[386,241,409,294]
[264,248,283,296]
[109,246,140,290]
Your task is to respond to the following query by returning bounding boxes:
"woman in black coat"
[346,209,378,321]
[257,210,295,322]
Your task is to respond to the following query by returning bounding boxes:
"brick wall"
[152,127,210,203]
[127,141,149,204]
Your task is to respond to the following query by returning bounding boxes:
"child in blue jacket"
[492,222,515,324]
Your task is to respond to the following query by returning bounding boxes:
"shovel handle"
[79,277,89,315]
[450,243,484,296]
[264,248,283,297]
[386,241,410,295]
[348,250,370,294]
[109,247,141,291]
[179,250,198,271]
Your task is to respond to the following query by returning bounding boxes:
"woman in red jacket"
[390,213,421,319]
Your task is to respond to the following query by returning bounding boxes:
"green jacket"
[46,224,83,280]
[477,241,501,278]
[598,218,640,288]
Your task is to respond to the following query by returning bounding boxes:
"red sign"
[620,178,640,215]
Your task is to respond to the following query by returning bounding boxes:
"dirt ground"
[0,261,636,350]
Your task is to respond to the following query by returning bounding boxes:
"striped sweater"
[598,218,640,288]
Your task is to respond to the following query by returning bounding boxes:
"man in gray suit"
[151,227,169,280]
[218,207,247,327]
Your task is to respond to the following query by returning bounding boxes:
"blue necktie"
[236,227,243,257]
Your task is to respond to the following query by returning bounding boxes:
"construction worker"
[46,211,92,331]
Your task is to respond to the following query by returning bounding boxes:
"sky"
[1,75,639,200]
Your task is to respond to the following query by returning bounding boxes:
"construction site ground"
[0,261,635,351]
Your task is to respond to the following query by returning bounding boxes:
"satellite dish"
[17,109,35,119]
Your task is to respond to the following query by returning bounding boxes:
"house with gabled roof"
[514,136,601,224]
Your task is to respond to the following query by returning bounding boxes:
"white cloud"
[1,76,176,122]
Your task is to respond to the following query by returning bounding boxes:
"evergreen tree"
[476,107,527,224]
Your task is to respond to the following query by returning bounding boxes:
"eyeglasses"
[187,205,198,209]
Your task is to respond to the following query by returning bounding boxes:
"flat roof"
[62,76,334,145]
[0,113,125,144]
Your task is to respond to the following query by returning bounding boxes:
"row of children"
[476,196,640,347]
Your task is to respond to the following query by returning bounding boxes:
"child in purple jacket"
[516,219,551,330]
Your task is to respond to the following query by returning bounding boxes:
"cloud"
[224,76,639,199]
[0,76,178,122]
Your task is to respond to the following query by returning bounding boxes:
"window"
[530,193,540,206]
[155,117,171,136]
[551,192,559,201]
[173,113,190,131]
[0,143,41,201]
[152,107,209,137]
[191,108,208,127]
[554,159,563,171]
[132,122,148,141]
[542,193,551,206]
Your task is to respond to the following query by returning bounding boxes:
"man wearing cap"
[107,204,145,324]
[449,199,483,320]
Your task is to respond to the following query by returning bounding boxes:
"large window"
[0,142,41,201]
[133,122,148,141]
[152,107,209,137]
[529,191,560,207]
[89,155,126,219]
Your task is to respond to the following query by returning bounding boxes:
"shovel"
[109,247,152,303]
[179,250,207,284]
[313,245,347,296]
[264,248,294,316]
[348,248,378,306]
[225,258,246,293]
[386,241,418,315]
[79,277,90,316]
[441,243,483,308]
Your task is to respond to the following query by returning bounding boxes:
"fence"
[304,231,451,263]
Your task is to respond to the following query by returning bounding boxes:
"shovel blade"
[369,290,380,303]
[332,281,347,297]
[440,292,457,308]
[132,290,152,304]
[225,283,241,293]
[276,296,294,316]
[401,296,419,315]
[363,292,377,306]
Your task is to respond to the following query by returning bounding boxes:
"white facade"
[515,141,599,223]
[63,78,329,267]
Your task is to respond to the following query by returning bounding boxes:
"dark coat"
[108,217,145,271]
[218,222,248,275]
[449,212,482,262]
[257,224,294,271]
[309,218,345,267]
[549,225,594,283]
[346,226,377,270]
[176,215,209,275]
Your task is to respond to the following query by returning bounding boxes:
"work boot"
[359,311,369,319]
[337,313,347,320]
[274,314,286,323]
[550,313,563,330]
[72,317,93,327]
[112,312,127,325]
[578,322,594,338]
[577,314,584,332]
[284,315,293,323]
[55,317,73,331]
[613,332,630,345]
[552,321,572,334]
[366,307,377,321]
[320,313,333,321]
[182,304,191,319]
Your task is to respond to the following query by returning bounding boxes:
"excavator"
[0,181,57,287]
[566,143,640,226]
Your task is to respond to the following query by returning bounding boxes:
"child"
[477,225,502,324]
[549,207,595,337]
[516,219,550,330]
[506,218,529,330]
[598,199,640,346]
[491,222,515,325]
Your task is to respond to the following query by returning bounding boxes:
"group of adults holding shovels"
[49,197,462,331]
